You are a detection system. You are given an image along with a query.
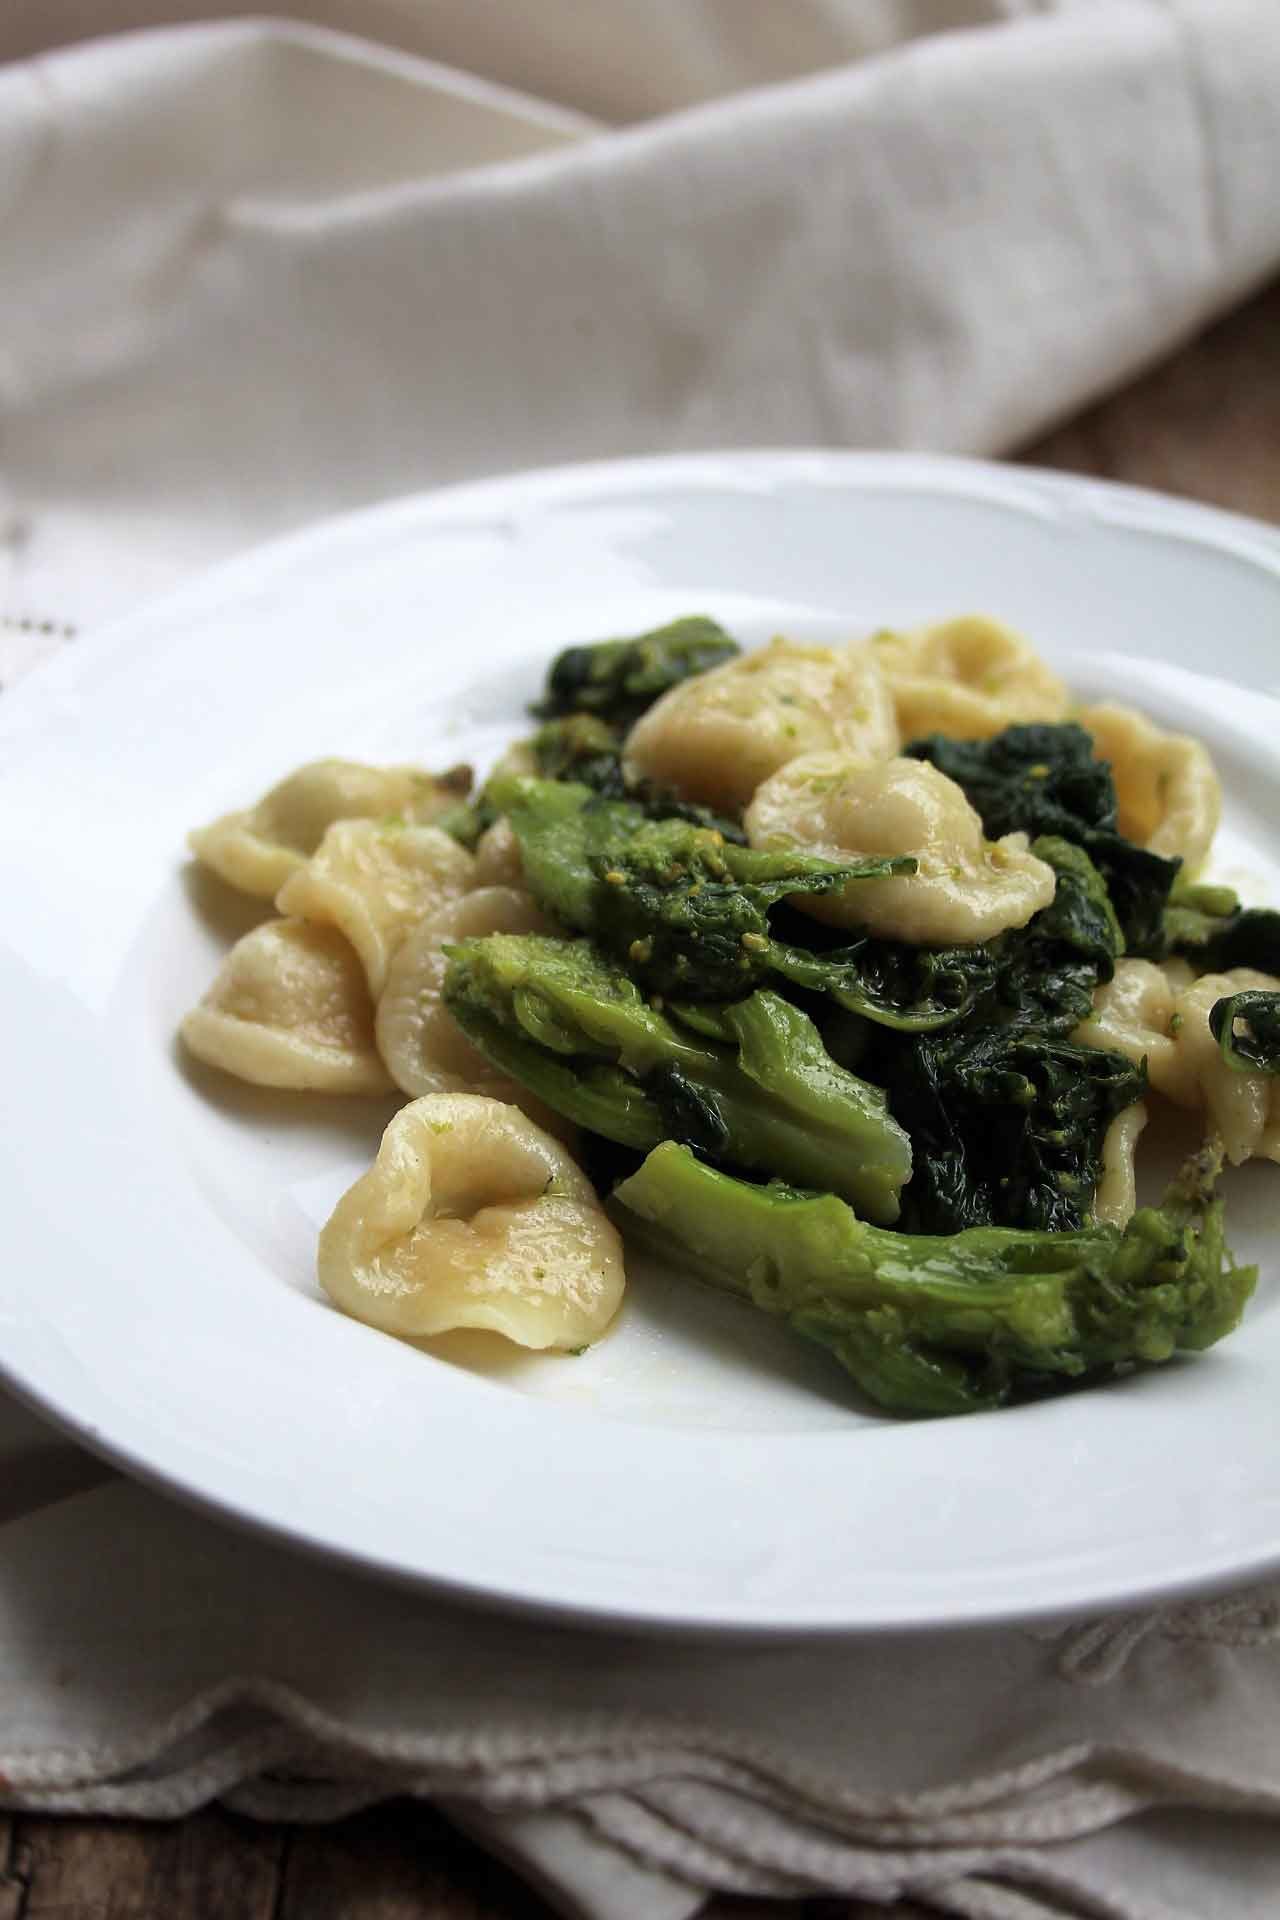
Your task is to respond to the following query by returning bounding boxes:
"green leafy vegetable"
[534,614,740,727]
[492,775,912,1000]
[531,713,625,789]
[768,935,998,1033]
[529,717,747,840]
[870,839,1138,1232]
[906,722,1180,954]
[1209,990,1280,1074]
[612,1143,1255,1417]
[442,934,912,1220]
[1161,879,1280,975]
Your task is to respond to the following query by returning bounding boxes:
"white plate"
[2,451,1279,1636]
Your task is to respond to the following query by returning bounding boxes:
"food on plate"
[180,611,1267,1411]
[623,636,898,812]
[1078,702,1221,869]
[376,885,557,1102]
[318,1094,623,1348]
[610,1140,1250,1416]
[744,754,1056,944]
[443,935,912,1220]
[189,757,471,898]
[1077,962,1280,1166]
[275,819,475,998]
[869,615,1069,740]
[180,917,393,1093]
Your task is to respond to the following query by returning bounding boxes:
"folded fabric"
[0,1479,1278,1920]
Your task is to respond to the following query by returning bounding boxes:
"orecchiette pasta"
[868,616,1069,742]
[622,638,898,813]
[744,752,1056,944]
[1079,703,1222,870]
[275,820,475,999]
[1076,960,1280,1166]
[188,758,472,899]
[1092,1102,1149,1229]
[473,818,524,887]
[1073,958,1183,1092]
[317,1093,625,1348]
[376,886,555,1100]
[1164,969,1280,1166]
[180,918,393,1093]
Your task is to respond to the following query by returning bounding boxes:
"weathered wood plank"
[11,1810,281,1920]
[0,1818,25,1920]
[1021,272,1280,525]
[276,1799,554,1919]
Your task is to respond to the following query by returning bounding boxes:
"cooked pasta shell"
[276,820,475,999]
[189,758,471,898]
[1080,703,1221,870]
[318,1093,624,1348]
[180,918,392,1093]
[1092,1102,1149,1228]
[745,752,1055,945]
[869,616,1069,743]
[623,638,897,813]
[376,886,555,1100]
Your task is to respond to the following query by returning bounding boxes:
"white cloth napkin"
[3,7,1280,1918]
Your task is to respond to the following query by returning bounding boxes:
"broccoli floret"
[534,614,740,727]
[612,1142,1256,1417]
[491,775,910,1000]
[443,934,912,1221]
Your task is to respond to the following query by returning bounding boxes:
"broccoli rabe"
[870,838,1139,1233]
[534,614,740,727]
[906,722,1180,955]
[768,934,999,1033]
[491,775,912,1000]
[442,934,912,1220]
[612,1142,1255,1416]
[1161,879,1280,975]
[1209,989,1280,1074]
[529,719,748,840]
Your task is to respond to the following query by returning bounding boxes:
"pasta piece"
[318,1093,624,1349]
[180,918,393,1093]
[1076,960,1280,1165]
[1167,969,1280,1166]
[745,753,1056,945]
[189,758,472,899]
[1079,703,1221,870]
[1092,1102,1149,1228]
[275,820,475,999]
[1073,958,1183,1095]
[377,886,555,1100]
[869,616,1069,742]
[474,818,524,887]
[622,638,898,813]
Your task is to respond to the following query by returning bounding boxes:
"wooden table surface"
[3,273,1278,1920]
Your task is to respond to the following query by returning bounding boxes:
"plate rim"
[3,446,1279,1639]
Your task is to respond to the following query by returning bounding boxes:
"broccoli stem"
[611,1143,1256,1416]
[444,934,912,1221]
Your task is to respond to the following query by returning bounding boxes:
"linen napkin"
[3,7,1280,1918]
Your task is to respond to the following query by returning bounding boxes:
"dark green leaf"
[533,615,740,727]
[1209,990,1280,1074]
